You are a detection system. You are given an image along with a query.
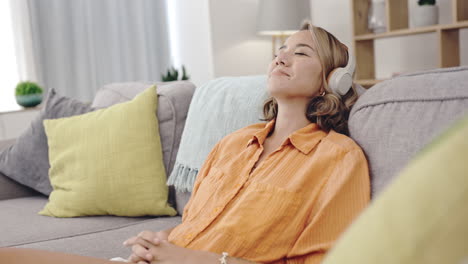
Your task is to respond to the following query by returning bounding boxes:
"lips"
[272,68,290,77]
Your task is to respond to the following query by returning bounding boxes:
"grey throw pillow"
[0,89,94,195]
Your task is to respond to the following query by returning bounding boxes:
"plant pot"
[412,5,439,27]
[15,93,43,107]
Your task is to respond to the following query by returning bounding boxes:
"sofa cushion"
[349,66,468,197]
[0,139,39,200]
[0,171,38,201]
[0,196,180,248]
[92,81,196,211]
[322,115,468,264]
[0,89,93,195]
[14,214,182,259]
[40,86,176,218]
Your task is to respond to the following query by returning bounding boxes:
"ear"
[319,86,325,95]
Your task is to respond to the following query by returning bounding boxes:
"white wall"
[209,0,271,77]
[208,0,467,80]
[167,0,215,86]
[309,0,353,48]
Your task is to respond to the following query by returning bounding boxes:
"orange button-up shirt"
[168,120,370,263]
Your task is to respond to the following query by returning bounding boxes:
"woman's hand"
[123,230,170,263]
[144,239,200,264]
[124,232,258,264]
[124,232,205,264]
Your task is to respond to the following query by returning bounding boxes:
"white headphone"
[327,52,356,96]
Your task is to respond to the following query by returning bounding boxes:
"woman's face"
[267,30,323,100]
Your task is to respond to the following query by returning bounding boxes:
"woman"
[0,23,370,264]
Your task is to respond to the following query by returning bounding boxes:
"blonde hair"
[263,22,359,135]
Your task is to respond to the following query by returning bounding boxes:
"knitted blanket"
[167,75,268,192]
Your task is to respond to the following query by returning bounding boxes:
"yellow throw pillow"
[322,116,468,264]
[40,85,177,217]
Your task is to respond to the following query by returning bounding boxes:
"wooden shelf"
[351,0,467,87]
[354,21,468,41]
[454,0,468,22]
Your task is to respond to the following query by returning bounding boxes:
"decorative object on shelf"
[256,0,310,58]
[413,0,438,27]
[368,0,387,33]
[15,81,44,108]
[161,65,190,82]
[351,0,467,88]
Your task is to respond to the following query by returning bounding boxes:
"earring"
[320,91,326,96]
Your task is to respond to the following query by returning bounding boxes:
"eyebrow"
[279,43,315,50]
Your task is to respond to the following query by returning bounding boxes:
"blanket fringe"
[167,162,199,193]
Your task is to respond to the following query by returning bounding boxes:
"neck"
[269,99,311,140]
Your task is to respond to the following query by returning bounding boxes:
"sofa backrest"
[349,66,468,198]
[92,81,196,206]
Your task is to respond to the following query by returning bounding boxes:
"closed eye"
[295,52,308,56]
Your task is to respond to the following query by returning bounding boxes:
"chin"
[268,78,293,95]
[267,88,293,99]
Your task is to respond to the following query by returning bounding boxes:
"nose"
[275,50,289,66]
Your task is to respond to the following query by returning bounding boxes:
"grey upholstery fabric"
[0,138,16,151]
[14,217,182,259]
[0,196,178,248]
[91,81,196,211]
[175,190,191,215]
[349,66,468,197]
[0,139,38,200]
[0,172,38,201]
[0,89,94,195]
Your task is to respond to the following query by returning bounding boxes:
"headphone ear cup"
[327,68,339,92]
[337,72,353,95]
[326,68,338,85]
[328,67,352,96]
[328,67,344,94]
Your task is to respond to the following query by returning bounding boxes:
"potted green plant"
[15,81,44,107]
[161,65,190,82]
[413,0,438,27]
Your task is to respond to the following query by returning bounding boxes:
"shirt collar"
[246,119,327,154]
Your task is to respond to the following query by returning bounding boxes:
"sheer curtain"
[0,1,21,111]
[10,0,172,102]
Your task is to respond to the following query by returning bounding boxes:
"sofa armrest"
[0,138,40,200]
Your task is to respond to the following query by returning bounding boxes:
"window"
[0,0,20,111]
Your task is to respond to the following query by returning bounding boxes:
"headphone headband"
[344,51,356,77]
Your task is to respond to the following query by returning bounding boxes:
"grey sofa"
[0,66,467,259]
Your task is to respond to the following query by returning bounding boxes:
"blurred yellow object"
[323,115,468,264]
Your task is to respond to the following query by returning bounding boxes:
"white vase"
[412,5,439,27]
[368,0,387,33]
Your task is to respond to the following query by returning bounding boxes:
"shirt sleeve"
[181,141,222,222]
[285,149,371,264]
